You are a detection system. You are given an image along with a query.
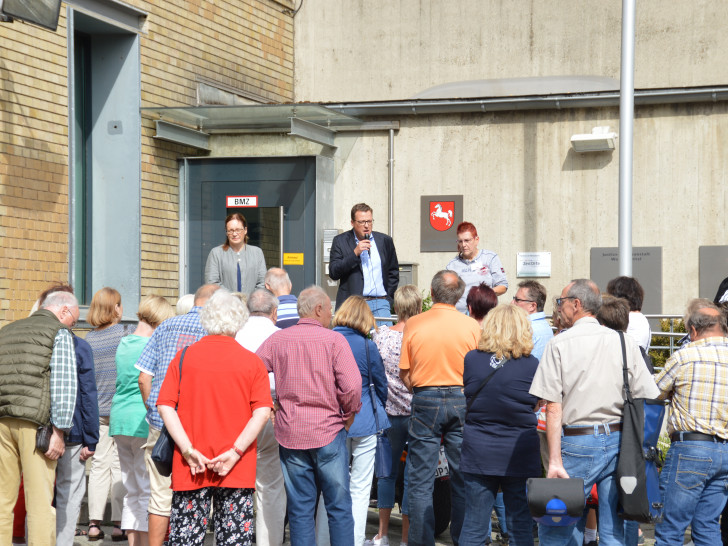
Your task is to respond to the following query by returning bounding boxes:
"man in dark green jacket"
[0,291,80,546]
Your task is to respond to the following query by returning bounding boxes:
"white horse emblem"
[430,203,453,227]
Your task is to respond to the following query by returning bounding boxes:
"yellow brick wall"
[0,0,294,323]
[0,15,70,322]
[135,0,294,302]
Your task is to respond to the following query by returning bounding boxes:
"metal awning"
[141,104,369,150]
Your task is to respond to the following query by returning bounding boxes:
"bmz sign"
[227,195,258,207]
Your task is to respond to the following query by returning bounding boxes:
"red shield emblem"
[429,201,455,231]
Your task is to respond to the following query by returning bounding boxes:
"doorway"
[183,156,332,295]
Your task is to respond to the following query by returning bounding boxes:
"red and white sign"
[429,201,455,231]
[227,195,258,208]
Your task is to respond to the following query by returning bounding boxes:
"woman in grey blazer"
[205,212,266,295]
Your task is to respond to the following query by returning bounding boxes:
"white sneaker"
[363,536,389,546]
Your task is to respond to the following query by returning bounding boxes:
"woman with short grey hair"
[157,289,273,545]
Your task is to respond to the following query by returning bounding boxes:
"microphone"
[361,233,373,259]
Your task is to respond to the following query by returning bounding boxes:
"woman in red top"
[157,290,273,546]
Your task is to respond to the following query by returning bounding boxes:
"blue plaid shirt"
[135,307,207,430]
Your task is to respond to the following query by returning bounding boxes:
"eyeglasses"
[355,220,373,226]
[65,306,79,328]
[226,229,245,235]
[556,296,577,307]
[512,297,535,304]
[457,238,475,245]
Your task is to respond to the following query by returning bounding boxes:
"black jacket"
[329,229,399,310]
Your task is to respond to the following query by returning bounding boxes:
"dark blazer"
[68,335,99,451]
[329,229,399,310]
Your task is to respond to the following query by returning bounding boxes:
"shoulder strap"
[619,331,633,403]
[174,346,188,411]
[466,358,507,415]
[365,340,382,431]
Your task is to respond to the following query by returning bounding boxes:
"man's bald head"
[194,284,221,307]
[685,299,728,340]
[430,270,465,306]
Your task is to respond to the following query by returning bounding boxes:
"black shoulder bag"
[151,346,188,477]
[616,331,667,523]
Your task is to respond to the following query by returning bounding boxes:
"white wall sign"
[517,252,551,277]
[226,195,258,207]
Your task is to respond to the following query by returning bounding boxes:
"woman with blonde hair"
[365,285,422,546]
[318,295,389,546]
[110,295,176,546]
[459,304,540,546]
[86,287,132,541]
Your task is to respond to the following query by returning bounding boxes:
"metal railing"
[645,314,685,356]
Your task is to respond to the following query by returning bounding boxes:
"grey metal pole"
[388,128,394,236]
[619,0,635,276]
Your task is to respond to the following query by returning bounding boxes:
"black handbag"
[365,340,392,479]
[527,477,585,526]
[35,422,54,453]
[151,346,188,477]
[616,331,667,523]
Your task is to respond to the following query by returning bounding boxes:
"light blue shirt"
[528,311,554,361]
[135,307,207,430]
[357,234,387,298]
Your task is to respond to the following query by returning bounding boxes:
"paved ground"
[69,507,453,545]
[66,507,691,545]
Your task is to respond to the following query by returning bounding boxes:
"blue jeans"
[459,475,532,546]
[279,429,354,546]
[655,440,728,546]
[624,519,639,546]
[367,298,393,327]
[407,388,466,546]
[487,491,508,537]
[377,414,409,514]
[538,430,624,546]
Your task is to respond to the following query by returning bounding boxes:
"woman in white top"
[606,276,651,350]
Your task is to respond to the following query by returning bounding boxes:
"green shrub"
[422,291,433,313]
[649,318,686,368]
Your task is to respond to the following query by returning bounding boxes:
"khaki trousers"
[143,427,173,516]
[87,416,124,521]
[0,418,57,546]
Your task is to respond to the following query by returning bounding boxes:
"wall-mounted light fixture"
[570,126,618,153]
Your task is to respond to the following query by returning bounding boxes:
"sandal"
[75,529,88,537]
[111,526,128,542]
[87,524,104,542]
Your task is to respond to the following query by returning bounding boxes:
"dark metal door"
[185,157,317,295]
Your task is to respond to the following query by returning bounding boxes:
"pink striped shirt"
[256,318,362,449]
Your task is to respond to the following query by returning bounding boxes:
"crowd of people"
[1,203,727,546]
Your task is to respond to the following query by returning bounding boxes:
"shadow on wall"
[0,59,70,324]
[561,147,615,172]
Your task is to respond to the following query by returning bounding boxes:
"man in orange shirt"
[399,270,481,546]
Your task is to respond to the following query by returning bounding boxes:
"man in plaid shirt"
[655,299,728,545]
[257,285,362,546]
[0,291,80,545]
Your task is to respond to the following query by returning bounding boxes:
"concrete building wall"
[0,0,295,324]
[294,0,728,102]
[209,101,728,314]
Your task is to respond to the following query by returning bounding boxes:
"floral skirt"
[169,487,254,545]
